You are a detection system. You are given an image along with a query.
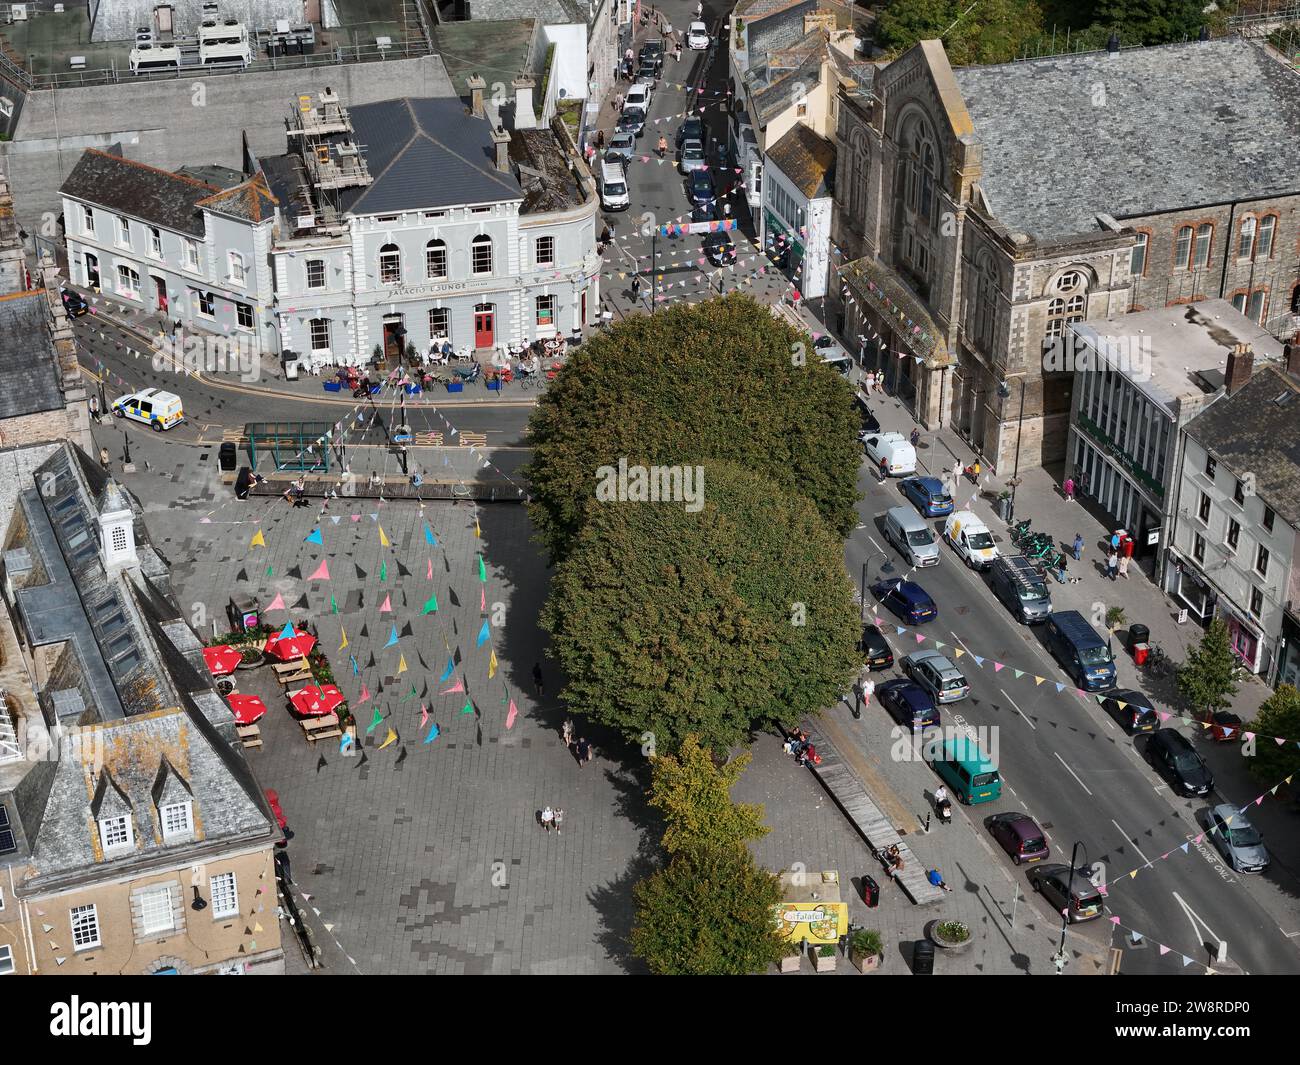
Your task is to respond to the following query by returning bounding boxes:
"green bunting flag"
[461,700,474,715]
[477,555,486,582]
[266,565,273,576]
[366,708,383,734]
[420,594,439,615]
[330,594,338,614]
[380,561,387,582]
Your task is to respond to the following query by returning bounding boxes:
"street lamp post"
[1051,841,1087,974]
[1000,378,1026,524]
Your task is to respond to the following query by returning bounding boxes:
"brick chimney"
[1225,342,1254,395]
[490,125,512,172]
[1286,331,1300,377]
[466,74,486,119]
[512,75,536,131]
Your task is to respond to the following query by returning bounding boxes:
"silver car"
[606,132,636,166]
[1207,803,1269,873]
[901,649,969,704]
[679,137,706,174]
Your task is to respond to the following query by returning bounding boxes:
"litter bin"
[1133,643,1150,667]
[860,875,880,909]
[219,441,238,472]
[1128,623,1150,651]
[912,939,935,975]
[995,494,1014,523]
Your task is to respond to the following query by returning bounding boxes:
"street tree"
[1176,618,1239,717]
[875,0,1044,66]
[630,843,786,975]
[1245,684,1300,787]
[540,461,861,752]
[647,734,769,856]
[1089,0,1206,45]
[524,293,861,563]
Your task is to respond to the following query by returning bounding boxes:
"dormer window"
[160,801,193,841]
[99,814,133,853]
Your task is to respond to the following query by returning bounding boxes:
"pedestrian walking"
[909,426,921,448]
[99,446,111,471]
[1110,530,1122,552]
[614,92,624,112]
[862,676,875,706]
[596,129,605,150]
[1063,476,1075,502]
[554,808,564,835]
[879,457,889,483]
[695,1,703,17]
[674,43,682,61]
[540,805,554,832]
[532,661,545,696]
[631,274,642,300]
[1119,535,1134,578]
[562,718,574,748]
[1106,548,1118,580]
[875,372,886,394]
[1072,532,1084,561]
[575,737,590,767]
[926,868,952,893]
[864,370,876,393]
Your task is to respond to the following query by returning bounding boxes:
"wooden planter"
[779,952,802,973]
[810,947,837,972]
[850,948,882,973]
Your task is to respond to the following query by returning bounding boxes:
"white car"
[625,83,652,114]
[861,431,917,476]
[687,22,709,49]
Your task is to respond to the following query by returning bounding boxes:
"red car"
[986,812,1049,865]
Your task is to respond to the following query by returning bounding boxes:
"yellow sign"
[773,902,848,945]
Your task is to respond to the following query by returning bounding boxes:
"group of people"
[1105,529,1136,580]
[861,370,887,395]
[880,844,951,892]
[784,729,820,767]
[561,718,595,768]
[539,806,565,834]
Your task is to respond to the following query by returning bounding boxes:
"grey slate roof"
[753,50,824,125]
[466,0,591,26]
[0,292,62,420]
[508,126,585,213]
[1184,365,1300,529]
[766,122,835,198]
[59,149,220,237]
[340,98,523,215]
[747,0,818,59]
[951,37,1300,242]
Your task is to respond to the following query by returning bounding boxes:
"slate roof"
[747,0,818,58]
[466,0,590,26]
[951,37,1300,242]
[766,122,835,198]
[0,292,62,420]
[196,172,278,223]
[753,49,824,125]
[1183,365,1300,529]
[59,149,220,237]
[508,126,586,213]
[339,97,523,214]
[431,17,541,98]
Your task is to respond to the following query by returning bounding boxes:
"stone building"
[831,35,1300,473]
[0,444,284,976]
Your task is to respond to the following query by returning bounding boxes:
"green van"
[933,735,1002,805]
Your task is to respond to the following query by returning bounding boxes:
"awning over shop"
[837,256,953,368]
[765,210,804,256]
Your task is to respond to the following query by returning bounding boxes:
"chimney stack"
[1285,332,1300,377]
[1225,342,1254,395]
[512,75,536,130]
[467,74,486,119]
[490,125,512,172]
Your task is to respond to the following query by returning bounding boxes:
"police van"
[112,388,185,431]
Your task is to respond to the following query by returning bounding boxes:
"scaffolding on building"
[285,87,373,229]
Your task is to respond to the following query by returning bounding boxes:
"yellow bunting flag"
[249,529,266,548]
[339,626,348,650]
[488,648,498,679]
[397,654,408,674]
[379,525,390,547]
[475,515,481,537]
[378,727,398,750]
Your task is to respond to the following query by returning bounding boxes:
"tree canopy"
[647,736,770,857]
[540,461,861,752]
[1177,618,1239,718]
[524,293,861,563]
[875,0,1045,65]
[1245,684,1300,787]
[1089,0,1206,45]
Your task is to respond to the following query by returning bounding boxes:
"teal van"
[933,735,1002,805]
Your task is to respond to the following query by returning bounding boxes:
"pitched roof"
[766,122,835,197]
[508,126,585,213]
[59,149,220,237]
[0,291,62,420]
[1184,365,1300,528]
[196,172,278,223]
[465,0,590,26]
[951,36,1300,241]
[340,98,523,214]
[753,49,824,124]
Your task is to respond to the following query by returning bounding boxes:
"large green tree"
[524,293,860,563]
[630,844,786,975]
[1089,0,1205,45]
[648,735,770,856]
[1177,618,1239,717]
[875,0,1045,65]
[1245,685,1300,787]
[540,462,860,751]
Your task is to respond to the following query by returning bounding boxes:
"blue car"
[687,170,714,205]
[872,579,938,625]
[900,476,954,517]
[876,678,940,731]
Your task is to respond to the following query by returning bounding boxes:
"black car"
[703,231,736,266]
[60,288,89,317]
[1101,688,1159,733]
[856,395,880,434]
[876,679,940,731]
[1146,728,1214,796]
[859,626,894,671]
[687,170,714,205]
[691,200,721,224]
[677,116,704,147]
[642,39,664,62]
[616,111,645,139]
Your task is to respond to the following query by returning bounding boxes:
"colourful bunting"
[249,529,266,548]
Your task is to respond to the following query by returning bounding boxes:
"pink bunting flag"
[915,633,925,643]
[379,594,392,613]
[357,683,371,704]
[505,699,518,730]
[427,559,433,579]
[440,679,464,694]
[993,662,1004,672]
[308,559,330,580]
[420,704,428,727]
[266,592,286,612]
[350,514,361,521]
[480,586,486,611]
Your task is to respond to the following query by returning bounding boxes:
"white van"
[600,161,630,211]
[112,388,184,431]
[861,431,917,476]
[943,511,999,570]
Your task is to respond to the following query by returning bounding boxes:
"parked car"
[872,579,937,625]
[703,231,736,266]
[625,83,652,114]
[687,21,710,49]
[901,650,969,704]
[943,511,998,569]
[616,111,645,139]
[691,200,721,223]
[900,475,954,518]
[60,288,89,317]
[679,137,706,173]
[860,625,894,671]
[856,394,880,434]
[1205,803,1270,873]
[1100,688,1159,733]
[1145,728,1214,796]
[636,56,659,84]
[1027,864,1104,922]
[687,170,715,205]
[877,678,939,732]
[987,812,1050,865]
[677,115,704,147]
[638,44,663,74]
[861,431,917,476]
[606,131,636,166]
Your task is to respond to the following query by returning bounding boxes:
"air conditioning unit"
[11,5,28,22]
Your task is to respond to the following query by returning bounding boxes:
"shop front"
[1275,609,1300,689]
[1164,551,1216,626]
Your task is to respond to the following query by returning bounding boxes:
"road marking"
[1173,890,1222,947]
[1053,751,1093,795]
[1111,818,1152,865]
[998,687,1037,731]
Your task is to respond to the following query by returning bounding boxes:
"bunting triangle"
[488,648,498,679]
[477,555,487,582]
[506,699,518,729]
[339,627,348,650]
[379,594,392,613]
[476,620,491,647]
[308,559,330,580]
[424,723,440,744]
[421,594,439,615]
[305,528,323,545]
[366,708,383,734]
[379,525,390,547]
[378,727,398,750]
[249,529,266,548]
[397,654,408,674]
[384,625,399,648]
[266,593,286,612]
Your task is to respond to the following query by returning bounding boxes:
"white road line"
[1054,751,1093,795]
[1111,818,1152,866]
[998,687,1037,731]
[1173,891,1222,946]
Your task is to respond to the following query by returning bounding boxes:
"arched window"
[1175,225,1193,268]
[470,235,493,275]
[1238,216,1256,260]
[1045,276,1089,340]
[1257,215,1276,259]
[378,243,401,284]
[972,253,997,354]
[1193,223,1213,268]
[426,239,447,280]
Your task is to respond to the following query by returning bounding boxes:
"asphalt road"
[844,405,1300,975]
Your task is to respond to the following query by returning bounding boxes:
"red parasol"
[227,694,267,726]
[288,685,344,718]
[202,645,244,676]
[263,628,317,661]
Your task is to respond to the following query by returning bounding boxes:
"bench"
[273,659,309,675]
[237,724,263,749]
[301,713,342,743]
[276,665,313,686]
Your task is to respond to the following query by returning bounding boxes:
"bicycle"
[517,371,543,391]
[1144,645,1175,679]
[1011,518,1033,542]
